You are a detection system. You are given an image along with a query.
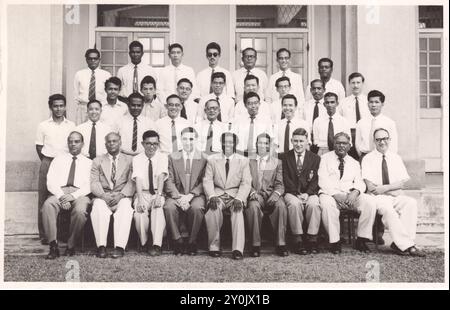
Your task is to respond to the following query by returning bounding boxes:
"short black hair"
[166,94,182,104]
[276,48,291,59]
[275,76,291,88]
[292,127,308,139]
[142,130,159,141]
[334,132,351,142]
[177,78,193,88]
[244,74,259,85]
[324,92,338,101]
[281,94,298,107]
[169,43,183,52]
[87,100,102,109]
[318,57,333,68]
[310,79,325,88]
[348,72,365,83]
[128,92,144,103]
[48,94,66,108]
[105,77,122,90]
[206,42,221,54]
[140,75,156,89]
[85,48,100,58]
[129,40,143,51]
[368,90,385,103]
[242,47,257,57]
[244,91,260,105]
[68,131,84,143]
[181,126,199,138]
[211,71,226,83]
[205,98,220,108]
[220,132,239,153]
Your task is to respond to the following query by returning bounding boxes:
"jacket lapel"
[100,155,112,188]
[189,151,203,186]
[174,153,186,190]
[115,154,128,182]
[249,159,259,190]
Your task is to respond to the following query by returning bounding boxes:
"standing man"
[132,130,168,256]
[140,75,167,121]
[197,42,234,98]
[42,131,92,259]
[75,100,111,159]
[117,41,158,98]
[36,94,76,243]
[73,48,111,124]
[318,132,377,254]
[307,58,345,102]
[100,77,128,131]
[246,133,288,257]
[362,128,425,257]
[164,127,208,255]
[270,76,295,122]
[90,132,135,259]
[203,132,251,260]
[177,78,200,124]
[304,79,327,153]
[233,47,268,102]
[312,92,351,155]
[282,128,321,255]
[234,75,272,121]
[266,48,305,108]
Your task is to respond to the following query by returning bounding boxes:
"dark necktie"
[88,70,96,101]
[148,158,155,195]
[111,155,116,188]
[225,158,230,178]
[247,116,255,156]
[246,69,251,76]
[133,65,138,93]
[284,120,291,154]
[171,119,178,152]
[88,122,96,159]
[205,121,213,154]
[216,96,222,121]
[180,101,187,119]
[355,96,361,122]
[185,156,191,194]
[382,155,390,185]
[296,153,303,176]
[327,117,334,151]
[311,101,320,145]
[209,68,215,93]
[338,157,345,179]
[132,117,138,152]
[66,156,77,186]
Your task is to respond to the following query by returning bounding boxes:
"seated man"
[318,132,377,254]
[42,131,92,259]
[282,128,321,255]
[133,130,168,256]
[246,133,288,257]
[362,128,425,257]
[203,132,251,260]
[90,132,135,259]
[164,127,207,255]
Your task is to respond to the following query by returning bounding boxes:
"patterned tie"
[225,158,230,179]
[369,117,376,151]
[247,116,255,157]
[355,96,361,123]
[148,158,155,195]
[88,122,96,159]
[382,155,390,185]
[133,65,138,93]
[338,157,345,179]
[327,117,335,151]
[171,119,178,153]
[216,96,222,121]
[185,156,191,194]
[296,153,303,176]
[284,120,291,154]
[66,156,77,186]
[209,68,215,93]
[88,70,96,101]
[111,155,116,188]
[132,117,138,152]
[205,121,213,154]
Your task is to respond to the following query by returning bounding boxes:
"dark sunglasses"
[207,52,219,58]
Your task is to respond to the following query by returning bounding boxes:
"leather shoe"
[41,238,49,245]
[96,246,107,258]
[64,247,75,256]
[275,245,289,257]
[187,243,197,256]
[45,245,59,260]
[250,246,260,257]
[373,234,385,245]
[407,246,426,257]
[149,245,162,256]
[232,250,243,260]
[355,237,371,253]
[209,251,221,258]
[296,242,309,255]
[111,247,124,259]
[329,242,341,254]
[390,243,408,256]
[173,239,184,256]
[309,242,319,254]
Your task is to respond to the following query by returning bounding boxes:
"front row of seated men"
[42,126,425,260]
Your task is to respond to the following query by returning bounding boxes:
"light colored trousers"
[205,194,245,253]
[91,197,133,249]
[133,192,166,247]
[284,193,321,242]
[320,193,377,243]
[374,195,417,251]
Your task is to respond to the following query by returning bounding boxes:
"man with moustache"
[306,58,345,102]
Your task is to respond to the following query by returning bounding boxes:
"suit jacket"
[249,157,284,200]
[90,153,135,198]
[203,153,251,203]
[165,150,207,198]
[282,150,320,196]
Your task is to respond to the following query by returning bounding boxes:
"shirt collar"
[294,150,305,158]
[224,153,235,160]
[49,117,68,123]
[108,153,119,161]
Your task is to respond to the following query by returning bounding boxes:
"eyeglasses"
[243,54,256,59]
[375,137,390,143]
[207,52,219,58]
[167,103,182,108]
[205,106,220,111]
[335,142,349,146]
[144,142,159,147]
[178,87,192,91]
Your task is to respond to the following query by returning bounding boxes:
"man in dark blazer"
[282,127,321,254]
[164,127,208,255]
[246,133,288,257]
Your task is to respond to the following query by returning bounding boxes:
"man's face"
[169,47,183,66]
[129,46,143,65]
[142,136,159,157]
[334,135,351,158]
[181,132,197,153]
[323,96,338,116]
[177,82,192,101]
[105,133,121,155]
[244,78,259,94]
[310,81,325,101]
[67,133,84,156]
[319,61,333,79]
[86,52,100,70]
[87,102,102,123]
[276,80,291,98]
[128,98,144,118]
[374,130,390,154]
[291,134,308,154]
[212,77,225,96]
[204,100,220,121]
[277,51,290,71]
[141,83,156,101]
[349,77,364,96]
[245,96,260,117]
[368,96,384,116]
[207,48,220,67]
[166,97,183,119]
[242,49,257,70]
[257,136,270,157]
[50,100,66,118]
[223,134,235,157]
[105,83,120,101]
[282,98,297,119]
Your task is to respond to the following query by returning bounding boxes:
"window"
[237,5,307,28]
[97,5,169,28]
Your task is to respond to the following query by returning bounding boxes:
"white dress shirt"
[339,94,371,128]
[75,120,112,158]
[313,114,352,148]
[132,151,168,191]
[142,97,167,122]
[318,151,366,196]
[266,69,305,106]
[100,100,128,131]
[196,65,235,98]
[304,98,326,132]
[35,118,76,158]
[73,67,111,105]
[306,78,346,102]
[159,63,198,100]
[194,119,228,154]
[232,113,274,153]
[46,153,92,199]
[270,99,305,123]
[232,67,268,102]
[155,116,191,154]
[355,113,398,154]
[117,114,156,154]
[275,117,311,152]
[117,62,159,97]
[234,99,272,122]
[198,93,235,124]
[182,98,200,125]
[361,150,409,185]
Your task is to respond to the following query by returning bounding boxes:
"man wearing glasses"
[176,78,200,124]
[73,48,111,124]
[361,128,425,257]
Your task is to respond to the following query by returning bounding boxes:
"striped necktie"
[88,70,96,101]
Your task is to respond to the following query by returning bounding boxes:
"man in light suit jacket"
[164,127,208,255]
[246,133,288,257]
[203,132,251,260]
[90,132,135,259]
